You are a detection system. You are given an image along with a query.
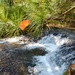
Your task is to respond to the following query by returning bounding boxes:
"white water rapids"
[22,34,73,75]
[0,33,74,75]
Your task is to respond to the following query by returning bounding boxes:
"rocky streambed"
[0,29,75,75]
[0,35,47,75]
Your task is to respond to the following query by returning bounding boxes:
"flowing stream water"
[21,33,75,75]
[0,30,75,75]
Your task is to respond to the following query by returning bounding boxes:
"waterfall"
[0,32,75,75]
[21,33,74,75]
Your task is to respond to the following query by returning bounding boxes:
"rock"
[64,64,75,75]
[0,38,47,75]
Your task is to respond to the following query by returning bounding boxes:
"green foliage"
[0,2,26,38]
[24,0,50,36]
[0,0,75,38]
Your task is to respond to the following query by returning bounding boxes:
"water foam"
[26,34,71,75]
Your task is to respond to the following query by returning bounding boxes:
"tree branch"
[62,6,75,15]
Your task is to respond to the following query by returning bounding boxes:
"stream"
[0,29,75,75]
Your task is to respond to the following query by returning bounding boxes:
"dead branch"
[62,6,75,15]
[47,6,75,21]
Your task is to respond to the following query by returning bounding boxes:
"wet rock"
[0,42,47,75]
[64,64,75,75]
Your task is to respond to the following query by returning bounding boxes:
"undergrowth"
[0,0,75,38]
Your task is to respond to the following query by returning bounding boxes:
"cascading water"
[21,33,74,75]
[0,31,75,75]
